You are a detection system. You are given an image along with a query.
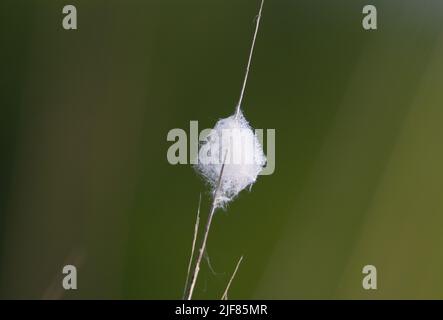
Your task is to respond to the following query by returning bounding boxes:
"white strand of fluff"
[195,110,266,208]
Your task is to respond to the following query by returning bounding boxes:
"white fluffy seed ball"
[195,110,266,207]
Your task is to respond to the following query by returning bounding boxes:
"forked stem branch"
[185,156,227,300]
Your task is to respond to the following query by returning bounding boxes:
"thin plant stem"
[185,200,217,300]
[221,255,244,300]
[182,193,201,299]
[185,0,265,300]
[186,155,227,300]
[235,0,265,118]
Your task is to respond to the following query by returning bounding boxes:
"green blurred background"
[1,0,443,299]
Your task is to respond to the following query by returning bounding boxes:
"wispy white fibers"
[195,110,266,208]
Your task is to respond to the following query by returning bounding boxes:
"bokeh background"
[1,0,443,299]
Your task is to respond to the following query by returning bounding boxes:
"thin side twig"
[221,255,244,300]
[182,193,201,299]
